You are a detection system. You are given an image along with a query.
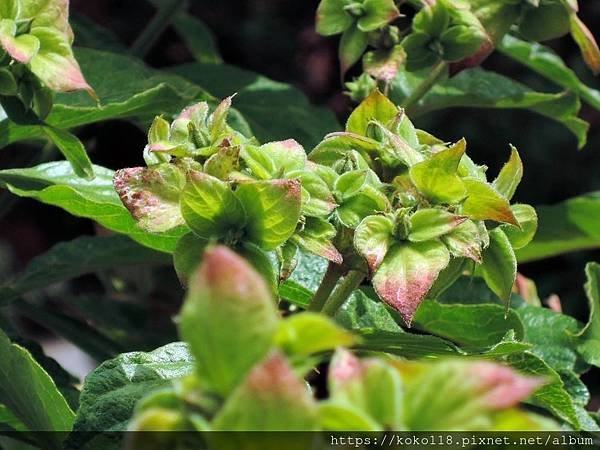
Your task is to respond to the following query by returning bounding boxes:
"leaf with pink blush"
[22,0,73,41]
[354,214,393,274]
[372,240,450,326]
[28,27,95,97]
[0,20,40,63]
[291,217,342,264]
[114,164,187,233]
[212,352,318,430]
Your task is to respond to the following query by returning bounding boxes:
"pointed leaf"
[212,352,318,430]
[462,178,518,225]
[493,146,522,201]
[346,89,398,135]
[235,179,301,250]
[0,328,75,438]
[287,169,336,217]
[180,246,279,396]
[409,208,467,242]
[180,172,246,240]
[42,125,94,180]
[373,240,450,325]
[409,141,467,204]
[354,214,394,273]
[480,228,516,307]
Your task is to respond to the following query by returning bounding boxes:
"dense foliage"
[0,0,599,448]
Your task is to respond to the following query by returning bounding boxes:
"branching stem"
[307,262,344,312]
[321,270,365,316]
[401,61,447,113]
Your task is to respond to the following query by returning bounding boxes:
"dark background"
[0,0,599,404]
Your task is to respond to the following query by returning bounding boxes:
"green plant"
[0,0,599,448]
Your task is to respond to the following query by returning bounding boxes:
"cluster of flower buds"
[116,91,536,326]
[0,0,93,124]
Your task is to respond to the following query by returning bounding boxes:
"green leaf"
[241,139,307,179]
[339,25,369,75]
[336,187,389,228]
[279,280,313,308]
[179,246,279,396]
[373,240,450,325]
[180,172,246,240]
[413,300,524,348]
[461,178,518,225]
[357,328,463,358]
[0,162,187,253]
[235,179,301,250]
[337,289,403,333]
[173,232,207,284]
[41,125,93,180]
[516,305,587,374]
[409,208,467,242]
[0,48,208,148]
[171,62,340,149]
[327,349,404,429]
[212,352,318,431]
[0,328,75,439]
[506,352,597,431]
[316,0,353,36]
[576,263,600,368]
[409,141,466,204]
[441,219,484,263]
[493,146,522,201]
[515,192,600,262]
[498,35,600,111]
[290,217,342,264]
[0,235,169,307]
[287,169,336,218]
[393,67,589,148]
[501,204,538,250]
[480,228,517,307]
[346,89,398,136]
[173,13,221,64]
[357,0,400,32]
[354,215,393,273]
[69,342,193,448]
[276,313,356,357]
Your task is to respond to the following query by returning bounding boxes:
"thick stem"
[131,0,186,58]
[401,61,447,113]
[307,263,344,312]
[321,270,365,317]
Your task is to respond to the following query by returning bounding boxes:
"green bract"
[402,0,488,71]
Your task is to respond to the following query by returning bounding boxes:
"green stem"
[321,270,365,317]
[307,263,344,312]
[401,61,447,113]
[131,0,186,58]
